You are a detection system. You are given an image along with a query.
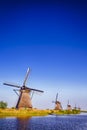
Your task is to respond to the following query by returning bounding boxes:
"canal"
[0,114,87,130]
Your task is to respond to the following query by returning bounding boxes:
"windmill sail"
[23,68,30,87]
[28,87,44,93]
[3,82,21,88]
[55,93,58,102]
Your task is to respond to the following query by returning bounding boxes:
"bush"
[0,101,7,109]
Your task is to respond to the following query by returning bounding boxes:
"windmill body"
[3,68,44,109]
[67,100,72,111]
[55,101,62,110]
[67,104,72,111]
[16,89,32,109]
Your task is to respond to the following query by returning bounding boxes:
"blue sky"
[0,0,87,109]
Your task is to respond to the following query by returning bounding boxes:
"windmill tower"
[53,93,62,110]
[67,100,72,111]
[3,68,44,109]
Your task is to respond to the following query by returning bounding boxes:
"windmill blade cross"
[3,82,21,88]
[23,68,30,86]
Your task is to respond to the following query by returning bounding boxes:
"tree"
[0,101,7,109]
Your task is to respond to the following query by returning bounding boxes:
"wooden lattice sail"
[3,68,44,109]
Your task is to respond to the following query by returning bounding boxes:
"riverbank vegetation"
[0,101,7,109]
[0,108,81,118]
[50,109,81,115]
[0,108,49,117]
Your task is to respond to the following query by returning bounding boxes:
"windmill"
[67,100,72,111]
[52,93,62,110]
[3,68,44,109]
[78,106,81,111]
[74,104,77,110]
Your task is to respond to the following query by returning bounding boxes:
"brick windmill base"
[55,101,62,110]
[16,89,32,109]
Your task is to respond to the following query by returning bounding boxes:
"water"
[0,114,87,130]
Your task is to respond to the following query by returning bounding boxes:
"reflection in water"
[0,117,32,130]
[0,115,87,130]
[16,117,31,130]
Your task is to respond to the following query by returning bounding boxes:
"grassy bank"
[50,109,81,115]
[0,108,49,117]
[0,108,81,118]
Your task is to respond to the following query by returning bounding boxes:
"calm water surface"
[0,114,87,130]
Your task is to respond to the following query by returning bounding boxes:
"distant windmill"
[52,93,62,110]
[3,68,44,109]
[74,104,77,110]
[67,100,72,111]
[78,106,81,111]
